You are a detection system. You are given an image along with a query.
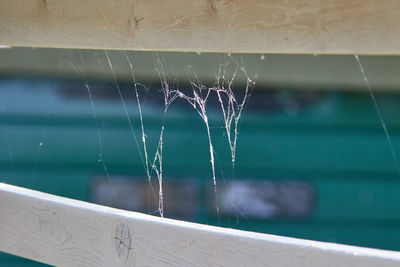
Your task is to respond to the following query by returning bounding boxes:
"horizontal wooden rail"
[1,183,400,266]
[1,0,400,55]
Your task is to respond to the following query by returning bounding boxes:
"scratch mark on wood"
[134,17,144,28]
[207,0,217,16]
[113,223,133,261]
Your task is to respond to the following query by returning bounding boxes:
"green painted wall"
[1,77,400,265]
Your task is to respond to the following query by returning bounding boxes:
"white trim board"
[1,0,400,55]
[1,183,400,266]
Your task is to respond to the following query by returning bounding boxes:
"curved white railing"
[1,183,400,266]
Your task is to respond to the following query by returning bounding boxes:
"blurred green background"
[1,48,400,266]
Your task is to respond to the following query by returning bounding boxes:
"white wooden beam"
[1,183,400,266]
[1,0,400,55]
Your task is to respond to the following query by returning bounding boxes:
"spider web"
[90,51,256,218]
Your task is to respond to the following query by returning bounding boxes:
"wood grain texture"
[1,183,400,266]
[0,0,400,54]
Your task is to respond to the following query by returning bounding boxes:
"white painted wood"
[1,183,400,266]
[1,0,400,55]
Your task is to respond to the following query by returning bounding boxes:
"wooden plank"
[1,0,400,55]
[1,183,400,266]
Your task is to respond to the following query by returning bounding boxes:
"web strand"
[355,55,400,175]
[67,53,121,207]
